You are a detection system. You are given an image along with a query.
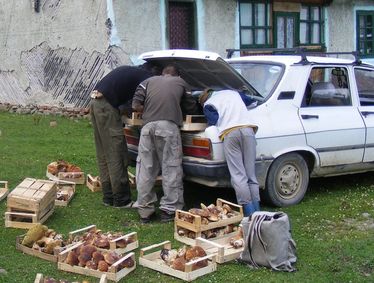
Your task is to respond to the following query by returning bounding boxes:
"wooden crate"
[181,115,207,132]
[123,113,207,132]
[5,206,55,229]
[16,234,65,263]
[34,273,108,283]
[55,180,76,206]
[139,241,217,282]
[57,171,85,184]
[174,198,243,245]
[7,178,56,212]
[86,174,102,192]
[195,234,244,264]
[6,178,56,229]
[58,242,136,282]
[69,225,139,254]
[123,112,143,126]
[46,170,85,185]
[0,180,9,202]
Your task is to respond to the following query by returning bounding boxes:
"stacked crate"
[5,178,56,229]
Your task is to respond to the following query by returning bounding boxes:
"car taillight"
[183,137,212,160]
[124,127,139,146]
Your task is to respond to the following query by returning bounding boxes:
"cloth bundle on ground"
[239,211,297,272]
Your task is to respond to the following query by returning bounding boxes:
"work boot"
[160,210,175,223]
[243,202,256,217]
[140,212,157,224]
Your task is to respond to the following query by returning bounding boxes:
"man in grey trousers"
[199,89,260,217]
[132,64,199,223]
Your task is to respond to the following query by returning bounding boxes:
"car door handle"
[301,114,319,119]
[361,111,374,117]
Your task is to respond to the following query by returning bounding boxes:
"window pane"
[312,23,320,44]
[286,18,294,48]
[359,41,365,54]
[312,7,320,21]
[229,62,284,99]
[368,41,373,54]
[277,17,285,48]
[240,3,252,26]
[355,68,374,105]
[359,15,365,28]
[300,23,308,44]
[308,67,351,107]
[360,28,365,39]
[255,29,266,44]
[300,7,308,20]
[241,29,253,45]
[368,15,373,28]
[255,4,265,26]
[367,27,373,40]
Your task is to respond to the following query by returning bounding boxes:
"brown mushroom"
[189,208,210,218]
[98,260,109,272]
[65,250,79,266]
[92,251,105,263]
[171,256,186,271]
[185,246,207,261]
[85,259,98,270]
[104,251,120,265]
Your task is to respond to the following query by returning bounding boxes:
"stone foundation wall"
[0,103,90,119]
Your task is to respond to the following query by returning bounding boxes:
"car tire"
[263,153,309,207]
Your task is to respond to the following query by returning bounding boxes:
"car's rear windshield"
[229,62,284,100]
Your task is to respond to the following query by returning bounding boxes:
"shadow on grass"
[182,171,374,210]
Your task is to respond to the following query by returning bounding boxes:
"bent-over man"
[199,89,260,217]
[132,64,199,223]
[90,64,156,208]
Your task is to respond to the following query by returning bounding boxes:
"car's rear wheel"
[263,153,309,207]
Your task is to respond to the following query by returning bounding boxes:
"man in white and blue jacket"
[199,89,260,217]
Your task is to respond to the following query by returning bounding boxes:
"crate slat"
[195,234,244,264]
[139,241,217,282]
[16,234,63,262]
[0,181,9,202]
[58,243,136,282]
[174,198,243,245]
[55,180,76,206]
[86,174,102,192]
[68,225,139,254]
[5,207,55,229]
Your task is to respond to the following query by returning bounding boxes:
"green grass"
[0,111,373,283]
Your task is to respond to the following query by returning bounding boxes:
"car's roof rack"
[226,48,302,59]
[226,48,362,65]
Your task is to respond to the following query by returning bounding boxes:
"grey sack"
[239,211,297,272]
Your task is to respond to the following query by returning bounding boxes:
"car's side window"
[302,67,351,107]
[354,68,374,106]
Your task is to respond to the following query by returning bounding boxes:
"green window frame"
[299,5,325,46]
[357,11,374,58]
[239,0,272,48]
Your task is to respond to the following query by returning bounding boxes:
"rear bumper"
[128,148,272,188]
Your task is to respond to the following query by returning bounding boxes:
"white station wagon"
[124,49,374,207]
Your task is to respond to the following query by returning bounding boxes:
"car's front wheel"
[263,153,309,207]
